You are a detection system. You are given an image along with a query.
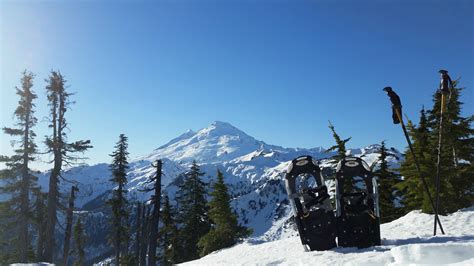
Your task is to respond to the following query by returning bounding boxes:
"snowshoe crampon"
[285,156,337,251]
[335,157,381,248]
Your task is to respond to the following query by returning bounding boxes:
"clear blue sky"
[1,0,473,170]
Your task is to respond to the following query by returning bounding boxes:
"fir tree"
[73,217,86,266]
[44,71,92,262]
[198,170,251,256]
[373,141,402,223]
[141,160,162,266]
[426,82,473,213]
[175,161,211,262]
[398,109,434,213]
[398,81,473,214]
[0,71,38,262]
[159,194,179,265]
[326,121,352,193]
[107,134,130,264]
[326,121,351,161]
[0,189,16,263]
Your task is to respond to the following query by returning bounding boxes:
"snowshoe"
[335,157,381,248]
[285,155,337,251]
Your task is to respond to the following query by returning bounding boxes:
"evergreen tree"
[107,134,130,264]
[141,160,162,266]
[398,109,434,213]
[44,71,92,262]
[373,141,402,223]
[175,161,211,262]
[326,121,351,161]
[198,170,251,256]
[73,217,86,266]
[398,82,473,214]
[326,121,353,193]
[426,82,473,213]
[0,71,38,262]
[0,187,16,263]
[159,194,179,265]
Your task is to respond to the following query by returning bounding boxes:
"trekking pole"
[433,93,445,236]
[383,88,445,234]
[434,69,453,236]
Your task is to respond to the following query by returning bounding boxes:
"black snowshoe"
[285,155,337,251]
[335,157,381,248]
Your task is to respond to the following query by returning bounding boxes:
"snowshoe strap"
[304,186,330,209]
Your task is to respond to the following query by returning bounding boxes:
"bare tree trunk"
[44,89,60,262]
[36,192,47,261]
[116,186,122,265]
[62,186,77,266]
[148,160,162,266]
[140,205,150,266]
[44,157,60,262]
[135,202,142,262]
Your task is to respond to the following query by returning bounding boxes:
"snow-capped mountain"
[38,121,399,210]
[139,121,329,165]
[36,121,402,261]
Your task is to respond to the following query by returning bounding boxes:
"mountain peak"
[212,120,234,127]
[196,121,250,139]
[143,121,265,164]
[209,121,241,132]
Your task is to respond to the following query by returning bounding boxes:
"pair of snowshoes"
[285,156,381,251]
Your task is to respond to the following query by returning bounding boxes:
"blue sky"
[1,0,473,170]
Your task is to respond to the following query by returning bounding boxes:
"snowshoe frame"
[285,155,337,251]
[335,156,381,248]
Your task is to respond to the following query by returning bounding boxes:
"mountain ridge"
[35,121,403,262]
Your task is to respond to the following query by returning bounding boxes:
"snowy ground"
[183,207,474,265]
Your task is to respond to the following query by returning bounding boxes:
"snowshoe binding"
[335,157,381,248]
[285,155,337,251]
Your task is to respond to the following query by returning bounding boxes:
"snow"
[32,122,403,240]
[183,207,474,265]
[34,122,401,211]
[29,121,405,261]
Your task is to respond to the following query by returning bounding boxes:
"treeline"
[106,135,252,265]
[1,70,471,264]
[0,70,92,263]
[0,71,251,265]
[327,80,473,223]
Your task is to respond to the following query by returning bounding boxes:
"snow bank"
[183,207,474,265]
[390,243,474,265]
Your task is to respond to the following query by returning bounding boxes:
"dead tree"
[62,185,78,265]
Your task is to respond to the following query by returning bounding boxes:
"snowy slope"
[38,121,401,226]
[35,121,332,207]
[40,121,398,209]
[33,121,403,261]
[183,207,474,265]
[36,158,186,207]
